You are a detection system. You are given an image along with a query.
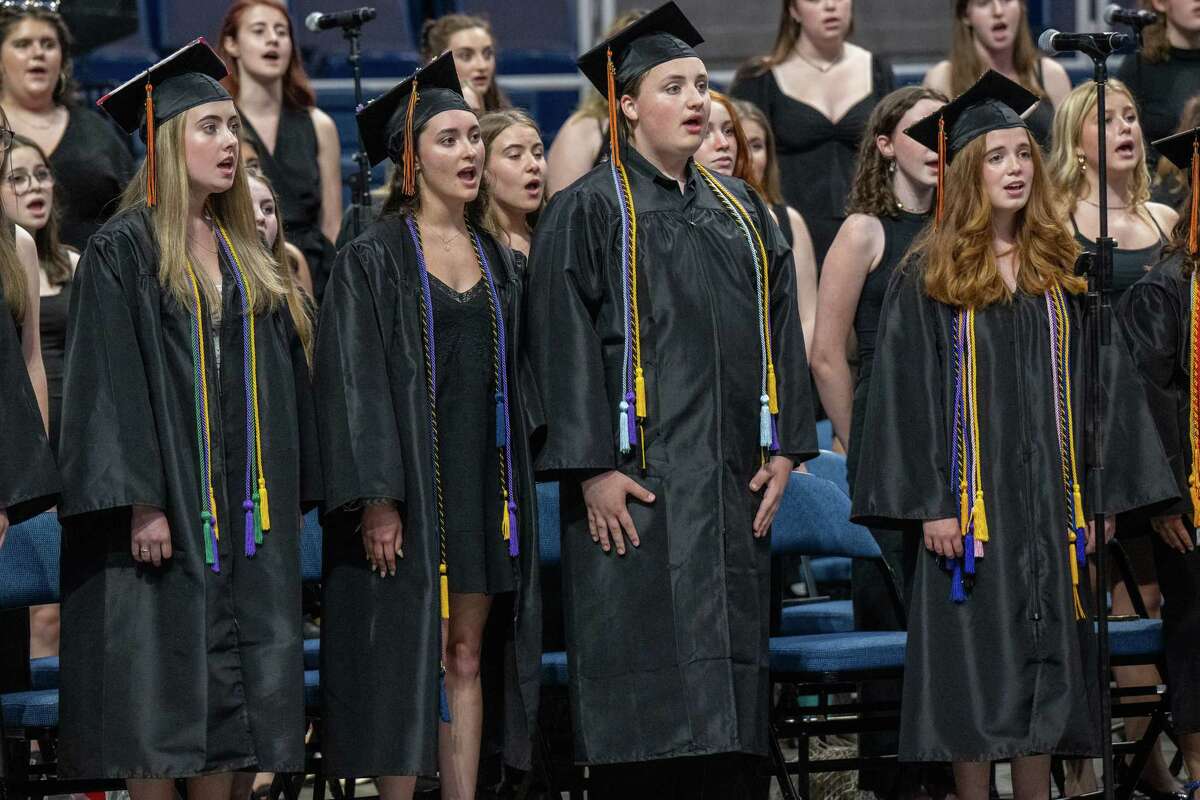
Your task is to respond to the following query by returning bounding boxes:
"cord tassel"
[759,396,772,447]
[202,511,214,566]
[439,667,452,723]
[972,489,989,543]
[145,83,156,207]
[439,562,449,620]
[618,402,631,454]
[257,477,271,532]
[507,500,519,557]
[964,532,976,575]
[634,368,647,419]
[501,494,511,543]
[950,559,966,603]
[769,415,780,452]
[252,491,263,545]
[243,500,256,557]
[1069,533,1086,620]
[626,392,638,445]
[959,482,970,536]
[767,364,779,414]
[495,392,506,448]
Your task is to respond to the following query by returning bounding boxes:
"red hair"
[218,0,316,110]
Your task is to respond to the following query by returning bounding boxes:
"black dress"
[1117,48,1200,170]
[57,208,321,779]
[40,281,70,452]
[1024,62,1056,153]
[1117,253,1200,735]
[731,55,896,265]
[49,107,134,251]
[852,265,1176,761]
[525,146,818,765]
[242,107,337,302]
[772,203,794,248]
[429,274,517,595]
[847,210,927,793]
[314,217,540,776]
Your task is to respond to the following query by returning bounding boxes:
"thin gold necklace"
[1081,197,1130,210]
[794,44,845,73]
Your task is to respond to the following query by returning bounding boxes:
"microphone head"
[361,7,378,22]
[304,11,323,32]
[1037,28,1060,52]
[1103,4,1120,24]
[1110,31,1132,48]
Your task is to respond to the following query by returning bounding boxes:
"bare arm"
[1040,58,1072,109]
[787,207,818,357]
[922,60,952,95]
[810,214,884,450]
[17,227,48,431]
[1147,201,1180,237]
[547,113,603,197]
[311,108,344,245]
[285,241,315,297]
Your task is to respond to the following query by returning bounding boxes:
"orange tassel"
[1189,139,1198,256]
[606,47,622,172]
[935,116,945,226]
[401,81,420,196]
[145,82,156,208]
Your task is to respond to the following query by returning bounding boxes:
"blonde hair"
[1048,79,1151,213]
[948,0,1044,98]
[118,110,284,313]
[917,131,1084,307]
[479,109,545,247]
[246,169,314,364]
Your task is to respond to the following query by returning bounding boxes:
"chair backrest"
[0,512,61,609]
[807,450,849,496]
[536,481,561,568]
[300,509,323,583]
[456,0,577,55]
[771,472,882,559]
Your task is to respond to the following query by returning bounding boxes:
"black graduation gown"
[56,208,321,779]
[851,265,1177,762]
[313,217,541,777]
[1117,252,1200,734]
[524,147,818,765]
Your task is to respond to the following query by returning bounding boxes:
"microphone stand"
[1073,44,1116,800]
[344,19,371,240]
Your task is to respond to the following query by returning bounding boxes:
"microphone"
[1037,28,1130,56]
[304,7,376,32]
[1103,4,1158,27]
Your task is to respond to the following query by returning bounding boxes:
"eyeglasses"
[6,166,54,195]
[0,129,12,153]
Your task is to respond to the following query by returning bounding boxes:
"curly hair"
[1047,79,1151,214]
[916,131,1085,308]
[0,7,77,106]
[422,14,510,113]
[846,86,948,218]
[947,0,1044,98]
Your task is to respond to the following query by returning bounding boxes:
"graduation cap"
[1153,128,1200,254]
[97,38,229,207]
[356,51,469,194]
[576,2,704,97]
[904,70,1039,224]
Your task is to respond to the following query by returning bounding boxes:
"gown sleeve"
[0,310,59,524]
[57,233,165,517]
[851,265,958,526]
[312,239,406,512]
[286,310,323,510]
[523,187,617,474]
[1113,276,1188,516]
[753,187,818,463]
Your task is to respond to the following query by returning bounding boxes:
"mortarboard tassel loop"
[402,82,420,196]
[935,116,946,226]
[145,82,156,207]
[1190,139,1199,256]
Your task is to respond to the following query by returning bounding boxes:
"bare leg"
[229,772,256,800]
[951,762,990,800]
[375,776,417,800]
[1010,755,1051,800]
[437,592,492,800]
[1182,732,1200,786]
[187,773,236,800]
[28,604,59,658]
[127,779,176,800]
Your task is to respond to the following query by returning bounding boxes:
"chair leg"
[769,722,800,800]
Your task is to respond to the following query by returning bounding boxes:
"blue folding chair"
[783,453,855,635]
[768,472,907,800]
[1,513,123,796]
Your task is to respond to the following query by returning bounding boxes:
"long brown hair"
[4,135,71,286]
[916,130,1084,307]
[947,0,1044,97]
[1137,0,1170,63]
[0,7,76,106]
[847,86,949,218]
[379,115,491,223]
[422,14,510,113]
[117,110,285,313]
[733,99,783,204]
[218,0,317,110]
[245,169,314,362]
[479,109,545,246]
[734,0,855,81]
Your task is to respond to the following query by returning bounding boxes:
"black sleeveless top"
[40,280,70,451]
[1024,61,1055,153]
[242,107,335,300]
[772,204,794,248]
[847,209,929,488]
[1069,212,1167,297]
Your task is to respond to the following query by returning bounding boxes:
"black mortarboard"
[356,51,470,193]
[1154,127,1200,254]
[576,1,704,96]
[903,70,1038,223]
[97,39,229,206]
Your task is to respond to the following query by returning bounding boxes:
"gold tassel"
[1068,533,1086,620]
[257,477,271,532]
[959,481,970,536]
[501,493,511,542]
[439,562,449,620]
[935,116,945,227]
[972,489,989,542]
[634,367,647,418]
[767,364,779,414]
[401,82,420,196]
[145,82,156,208]
[1072,482,1085,532]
